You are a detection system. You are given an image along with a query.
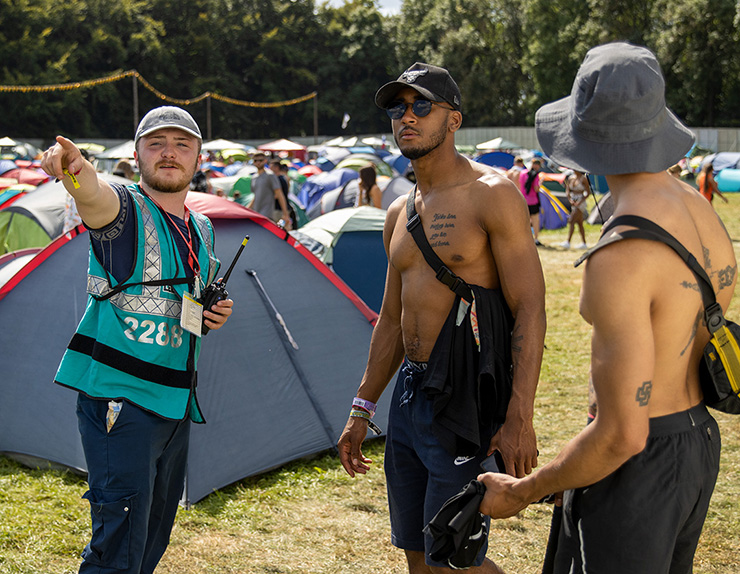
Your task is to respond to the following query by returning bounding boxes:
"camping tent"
[297,168,358,211]
[716,169,740,192]
[94,140,136,174]
[291,206,387,312]
[476,152,515,169]
[701,152,740,172]
[381,176,415,209]
[335,153,394,177]
[258,139,307,162]
[383,153,411,177]
[475,137,520,151]
[0,174,131,255]
[587,191,614,225]
[305,176,396,220]
[202,139,250,152]
[307,180,360,219]
[0,193,383,505]
[537,187,569,230]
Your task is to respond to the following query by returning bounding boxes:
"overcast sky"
[324,0,402,15]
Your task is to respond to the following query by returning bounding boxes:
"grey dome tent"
[0,193,383,505]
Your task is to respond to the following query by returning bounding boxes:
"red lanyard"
[142,190,200,277]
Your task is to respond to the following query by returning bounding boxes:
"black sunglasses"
[385,99,454,120]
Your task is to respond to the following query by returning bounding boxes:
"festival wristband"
[63,168,81,189]
[350,408,382,435]
[352,397,377,416]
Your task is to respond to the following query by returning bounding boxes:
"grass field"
[1,196,739,573]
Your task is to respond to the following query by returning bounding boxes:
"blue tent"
[475,152,515,169]
[716,169,740,192]
[538,187,569,230]
[297,168,358,211]
[292,206,387,313]
[383,153,411,177]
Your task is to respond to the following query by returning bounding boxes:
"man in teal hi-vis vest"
[41,106,234,574]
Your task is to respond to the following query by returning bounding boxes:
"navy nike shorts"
[384,358,499,568]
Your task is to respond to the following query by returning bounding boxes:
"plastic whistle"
[63,168,81,189]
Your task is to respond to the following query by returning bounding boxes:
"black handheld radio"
[199,235,249,334]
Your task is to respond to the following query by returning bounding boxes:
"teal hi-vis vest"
[54,186,220,422]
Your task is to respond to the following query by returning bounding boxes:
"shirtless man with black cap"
[337,62,546,574]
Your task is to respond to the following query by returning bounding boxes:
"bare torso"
[386,160,511,361]
[581,173,737,417]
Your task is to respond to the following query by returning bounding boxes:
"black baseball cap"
[375,62,462,112]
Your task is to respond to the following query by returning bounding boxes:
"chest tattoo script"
[429,213,456,248]
[635,381,653,407]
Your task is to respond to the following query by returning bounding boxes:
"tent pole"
[246,269,338,450]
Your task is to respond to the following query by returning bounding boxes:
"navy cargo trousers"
[76,393,190,574]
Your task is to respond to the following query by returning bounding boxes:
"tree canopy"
[0,0,738,140]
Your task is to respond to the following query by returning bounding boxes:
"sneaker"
[575,242,588,249]
[559,240,571,249]
[534,239,543,246]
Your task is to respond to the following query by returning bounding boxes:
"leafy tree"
[653,0,740,126]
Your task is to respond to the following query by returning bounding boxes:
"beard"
[139,159,198,194]
[395,122,448,160]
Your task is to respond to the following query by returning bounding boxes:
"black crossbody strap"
[91,277,193,301]
[574,215,725,334]
[405,188,473,303]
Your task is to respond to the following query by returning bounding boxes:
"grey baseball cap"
[134,106,202,144]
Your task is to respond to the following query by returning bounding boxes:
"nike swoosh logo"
[453,456,475,466]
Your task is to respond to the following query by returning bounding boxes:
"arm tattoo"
[699,244,735,292]
[511,324,523,354]
[718,265,736,291]
[635,381,652,407]
[680,280,700,292]
[510,324,523,377]
[588,377,598,418]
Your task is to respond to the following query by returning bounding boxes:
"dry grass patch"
[1,196,739,573]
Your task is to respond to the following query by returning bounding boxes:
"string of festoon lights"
[0,69,317,108]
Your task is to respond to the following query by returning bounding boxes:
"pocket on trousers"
[82,489,136,569]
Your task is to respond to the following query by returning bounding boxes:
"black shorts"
[551,403,720,574]
[528,204,540,215]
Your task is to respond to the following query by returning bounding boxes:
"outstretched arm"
[479,241,655,517]
[41,136,120,229]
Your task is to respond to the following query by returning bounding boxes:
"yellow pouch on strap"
[702,321,740,414]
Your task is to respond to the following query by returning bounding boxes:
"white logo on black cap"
[401,69,428,83]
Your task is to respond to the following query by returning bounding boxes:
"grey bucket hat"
[535,42,695,175]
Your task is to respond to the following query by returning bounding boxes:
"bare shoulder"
[386,192,408,227]
[465,162,529,225]
[579,238,654,326]
[471,162,526,200]
[383,191,409,243]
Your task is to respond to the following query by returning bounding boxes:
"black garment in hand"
[424,479,488,570]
